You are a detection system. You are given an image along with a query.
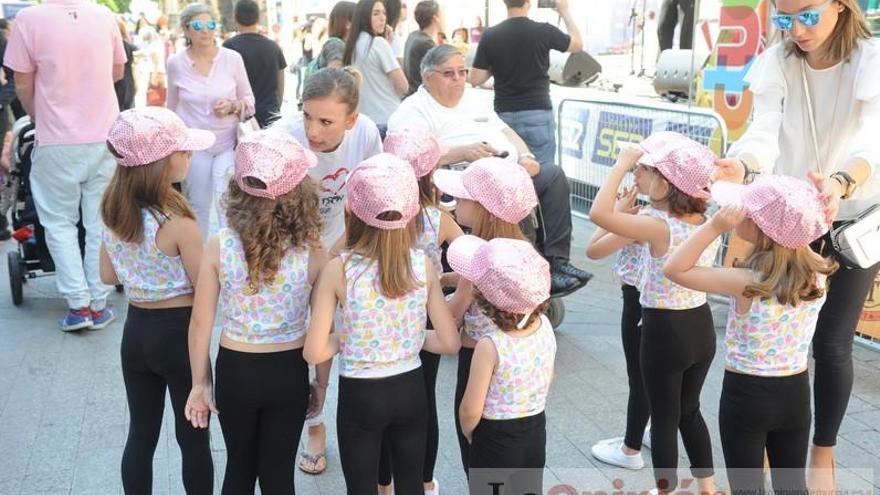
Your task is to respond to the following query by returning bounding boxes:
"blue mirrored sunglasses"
[187,20,217,32]
[770,0,834,30]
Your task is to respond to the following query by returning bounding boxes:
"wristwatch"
[831,171,857,200]
[740,159,760,185]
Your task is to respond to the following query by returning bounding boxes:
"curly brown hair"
[223,177,323,291]
[474,290,550,332]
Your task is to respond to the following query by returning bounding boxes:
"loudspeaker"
[653,49,709,98]
[465,48,601,87]
[549,51,602,87]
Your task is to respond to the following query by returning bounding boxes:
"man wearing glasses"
[4,0,126,331]
[388,44,590,296]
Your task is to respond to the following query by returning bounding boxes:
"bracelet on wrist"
[830,171,856,199]
[740,159,760,185]
[312,381,329,389]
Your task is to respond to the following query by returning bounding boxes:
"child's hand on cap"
[615,142,644,169]
[711,205,748,233]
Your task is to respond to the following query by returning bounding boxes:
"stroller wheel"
[7,251,24,306]
[547,298,565,329]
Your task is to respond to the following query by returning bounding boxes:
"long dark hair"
[328,1,357,39]
[343,0,384,65]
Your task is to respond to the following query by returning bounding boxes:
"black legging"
[120,305,213,495]
[641,304,716,491]
[719,370,811,495]
[215,347,309,494]
[378,350,442,485]
[812,235,880,446]
[454,346,476,475]
[621,284,650,451]
[468,412,547,495]
[658,0,696,51]
[338,367,428,495]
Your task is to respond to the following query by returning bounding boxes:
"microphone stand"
[637,0,648,77]
[628,0,639,75]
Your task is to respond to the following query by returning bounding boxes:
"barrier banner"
[558,100,725,188]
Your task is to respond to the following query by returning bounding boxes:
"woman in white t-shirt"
[714,0,879,488]
[275,66,383,476]
[342,0,409,125]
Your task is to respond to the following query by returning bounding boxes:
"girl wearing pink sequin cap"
[185,130,329,493]
[586,161,658,470]
[665,175,837,495]
[452,236,556,494]
[100,107,216,492]
[589,131,720,494]
[382,128,464,494]
[433,156,540,473]
[304,153,460,495]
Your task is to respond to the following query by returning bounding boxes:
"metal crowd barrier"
[556,97,730,265]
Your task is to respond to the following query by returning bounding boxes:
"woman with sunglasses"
[342,0,409,127]
[714,0,879,490]
[166,3,255,240]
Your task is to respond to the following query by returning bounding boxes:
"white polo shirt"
[387,86,519,161]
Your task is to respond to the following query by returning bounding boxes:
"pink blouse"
[166,47,255,154]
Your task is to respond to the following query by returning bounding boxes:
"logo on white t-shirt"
[319,167,348,213]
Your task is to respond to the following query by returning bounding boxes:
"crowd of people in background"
[0,0,877,494]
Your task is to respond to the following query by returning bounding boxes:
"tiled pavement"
[1,216,878,494]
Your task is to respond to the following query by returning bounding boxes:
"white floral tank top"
[613,241,644,288]
[725,275,826,376]
[612,206,653,287]
[338,250,428,378]
[102,210,193,303]
[638,210,721,309]
[482,315,557,420]
[415,207,443,275]
[463,303,500,341]
[218,228,311,345]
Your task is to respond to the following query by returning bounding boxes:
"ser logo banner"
[592,112,653,166]
[560,107,591,160]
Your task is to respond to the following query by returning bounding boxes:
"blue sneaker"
[60,308,93,332]
[89,307,116,330]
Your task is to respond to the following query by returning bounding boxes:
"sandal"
[298,451,327,475]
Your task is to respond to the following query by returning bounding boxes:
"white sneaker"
[590,440,645,470]
[642,424,652,450]
[595,436,624,445]
[425,478,439,495]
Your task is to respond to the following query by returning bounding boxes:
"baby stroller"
[5,116,86,305]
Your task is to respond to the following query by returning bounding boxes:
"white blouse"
[728,38,880,220]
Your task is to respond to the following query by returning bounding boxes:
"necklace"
[801,57,846,175]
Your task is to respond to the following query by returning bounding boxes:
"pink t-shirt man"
[4,0,126,146]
